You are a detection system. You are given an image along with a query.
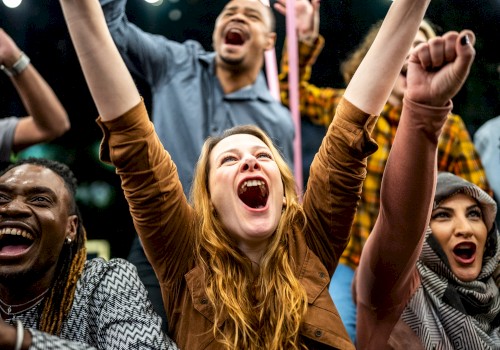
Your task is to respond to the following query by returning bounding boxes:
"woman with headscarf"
[355,30,500,349]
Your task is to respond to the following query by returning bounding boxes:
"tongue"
[454,251,475,264]
[0,245,30,255]
[239,186,266,208]
[226,31,244,45]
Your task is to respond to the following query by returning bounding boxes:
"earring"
[66,237,72,244]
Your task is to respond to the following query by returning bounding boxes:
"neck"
[0,278,53,306]
[0,287,50,318]
[215,60,262,94]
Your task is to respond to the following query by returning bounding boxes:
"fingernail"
[461,35,470,46]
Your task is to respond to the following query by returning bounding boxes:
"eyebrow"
[223,5,263,17]
[214,144,269,161]
[0,184,58,199]
[434,203,481,212]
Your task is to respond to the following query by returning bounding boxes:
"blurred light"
[168,9,182,21]
[2,0,22,8]
[77,181,115,209]
[144,0,163,5]
[15,144,76,165]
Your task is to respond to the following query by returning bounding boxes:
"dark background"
[1,0,499,258]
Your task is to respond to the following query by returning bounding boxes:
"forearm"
[303,98,378,273]
[98,101,195,284]
[360,97,451,305]
[344,0,430,115]
[59,0,139,121]
[11,65,69,140]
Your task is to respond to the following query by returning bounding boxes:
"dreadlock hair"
[190,125,309,350]
[0,157,87,335]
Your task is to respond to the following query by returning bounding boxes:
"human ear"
[264,32,277,51]
[65,214,78,243]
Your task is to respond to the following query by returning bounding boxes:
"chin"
[219,54,244,66]
[454,269,480,282]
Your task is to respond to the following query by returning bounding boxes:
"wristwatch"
[0,52,30,77]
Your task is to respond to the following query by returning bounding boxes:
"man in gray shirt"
[100,0,295,330]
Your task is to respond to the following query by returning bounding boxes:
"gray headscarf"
[402,172,500,350]
[433,171,497,233]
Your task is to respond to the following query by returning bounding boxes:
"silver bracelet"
[15,319,23,350]
[0,52,30,77]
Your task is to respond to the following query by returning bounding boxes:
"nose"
[453,216,474,238]
[229,11,246,23]
[240,155,261,172]
[0,199,31,217]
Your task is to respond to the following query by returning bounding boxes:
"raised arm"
[356,30,477,349]
[276,0,344,127]
[0,29,69,152]
[274,0,320,46]
[98,0,196,87]
[59,0,195,291]
[59,0,140,120]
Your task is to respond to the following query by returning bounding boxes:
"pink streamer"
[284,0,303,197]
[260,0,281,101]
[262,0,303,197]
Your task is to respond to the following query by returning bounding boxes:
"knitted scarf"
[402,173,500,350]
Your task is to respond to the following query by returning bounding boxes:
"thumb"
[453,30,476,83]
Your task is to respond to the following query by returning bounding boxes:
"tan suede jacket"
[98,97,377,349]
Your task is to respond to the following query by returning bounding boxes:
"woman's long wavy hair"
[190,125,309,350]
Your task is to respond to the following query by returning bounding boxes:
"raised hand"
[0,28,22,68]
[406,30,476,107]
[273,0,320,44]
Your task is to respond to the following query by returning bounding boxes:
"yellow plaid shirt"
[279,36,492,269]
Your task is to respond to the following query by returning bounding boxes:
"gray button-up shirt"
[101,0,295,195]
[0,117,18,162]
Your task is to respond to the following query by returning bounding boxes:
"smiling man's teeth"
[0,228,34,240]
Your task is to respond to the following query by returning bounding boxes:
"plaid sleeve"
[279,35,344,127]
[437,113,493,196]
[340,115,394,268]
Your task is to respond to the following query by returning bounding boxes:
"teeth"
[240,180,265,192]
[246,180,264,187]
[0,228,34,240]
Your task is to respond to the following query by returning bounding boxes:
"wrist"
[0,52,30,77]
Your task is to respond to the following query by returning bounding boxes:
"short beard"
[219,54,244,67]
[0,268,40,287]
[0,256,61,288]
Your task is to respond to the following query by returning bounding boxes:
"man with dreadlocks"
[0,158,178,349]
